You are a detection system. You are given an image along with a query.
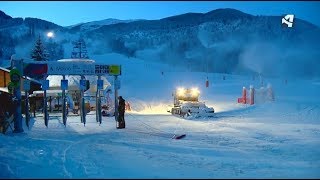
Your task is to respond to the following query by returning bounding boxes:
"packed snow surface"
[0,53,319,178]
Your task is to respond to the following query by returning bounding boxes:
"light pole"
[46,31,54,58]
[47,31,54,39]
[42,31,55,127]
[11,55,24,133]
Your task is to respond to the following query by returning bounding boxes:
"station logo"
[282,14,294,28]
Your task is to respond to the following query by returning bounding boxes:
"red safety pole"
[243,87,247,104]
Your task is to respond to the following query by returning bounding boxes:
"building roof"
[0,66,41,85]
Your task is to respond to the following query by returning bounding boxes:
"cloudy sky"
[0,1,319,27]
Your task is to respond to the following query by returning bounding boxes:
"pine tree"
[0,48,3,60]
[71,36,89,59]
[58,44,65,59]
[47,41,65,61]
[30,35,49,61]
[46,41,57,61]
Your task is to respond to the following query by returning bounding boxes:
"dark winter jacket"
[118,96,125,113]
[0,92,15,116]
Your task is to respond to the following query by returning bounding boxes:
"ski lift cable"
[125,128,172,139]
[126,113,185,139]
[127,113,166,134]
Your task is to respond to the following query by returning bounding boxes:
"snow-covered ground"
[1,53,320,178]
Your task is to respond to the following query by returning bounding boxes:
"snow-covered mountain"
[66,18,143,31]
[0,8,319,78]
[0,10,61,32]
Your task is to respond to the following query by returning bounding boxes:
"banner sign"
[23,63,48,77]
[109,65,121,75]
[48,63,95,75]
[24,62,121,76]
[95,65,109,75]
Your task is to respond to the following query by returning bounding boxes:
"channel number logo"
[282,14,294,28]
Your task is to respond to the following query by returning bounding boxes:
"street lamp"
[47,31,54,38]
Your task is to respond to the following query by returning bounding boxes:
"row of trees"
[0,33,16,60]
[30,35,89,61]
[30,35,64,61]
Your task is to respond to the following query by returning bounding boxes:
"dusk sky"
[0,1,319,27]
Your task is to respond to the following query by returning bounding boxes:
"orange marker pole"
[243,87,247,104]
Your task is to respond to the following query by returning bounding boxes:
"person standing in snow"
[117,96,126,129]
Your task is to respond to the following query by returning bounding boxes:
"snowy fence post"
[114,75,119,125]
[95,78,99,123]
[49,96,52,113]
[96,75,102,124]
[23,75,30,129]
[79,79,83,123]
[43,75,49,127]
[250,85,254,105]
[62,75,67,126]
[80,75,86,126]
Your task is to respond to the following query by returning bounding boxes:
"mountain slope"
[0,8,319,78]
[67,18,143,31]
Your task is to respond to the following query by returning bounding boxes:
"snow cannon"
[168,87,214,118]
[237,84,275,105]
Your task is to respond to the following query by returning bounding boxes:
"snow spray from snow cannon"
[255,84,275,103]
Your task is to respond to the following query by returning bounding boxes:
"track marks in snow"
[0,162,14,178]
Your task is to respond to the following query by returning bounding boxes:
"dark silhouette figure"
[0,91,16,133]
[117,96,126,129]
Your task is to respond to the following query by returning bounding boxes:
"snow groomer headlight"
[177,87,186,97]
[191,87,200,97]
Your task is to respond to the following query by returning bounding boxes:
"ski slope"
[0,53,320,178]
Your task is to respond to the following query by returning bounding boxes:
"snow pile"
[254,85,275,104]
